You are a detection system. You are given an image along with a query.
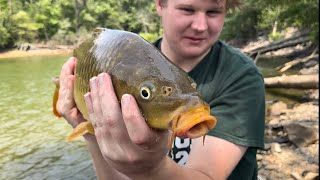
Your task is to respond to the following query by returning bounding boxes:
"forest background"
[0,0,318,49]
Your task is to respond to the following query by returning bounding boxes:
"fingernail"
[121,94,131,106]
[98,73,104,85]
[84,92,90,98]
[90,77,97,89]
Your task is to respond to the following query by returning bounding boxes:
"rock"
[264,143,272,151]
[256,154,263,161]
[271,143,282,153]
[284,123,318,147]
[264,164,279,170]
[272,137,289,143]
[291,172,303,180]
[269,101,288,116]
[268,118,282,128]
[303,164,319,175]
[303,60,318,68]
[302,90,319,101]
[303,172,319,180]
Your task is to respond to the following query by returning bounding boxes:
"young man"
[56,0,265,179]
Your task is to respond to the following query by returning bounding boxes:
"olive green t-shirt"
[153,39,265,180]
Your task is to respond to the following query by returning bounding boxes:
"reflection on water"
[0,56,95,179]
[0,55,305,179]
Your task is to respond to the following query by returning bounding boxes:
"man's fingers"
[84,92,93,114]
[61,57,76,76]
[121,94,158,146]
[97,73,130,143]
[89,76,104,128]
[60,57,76,89]
[56,57,76,116]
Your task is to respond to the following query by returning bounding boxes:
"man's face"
[156,0,226,59]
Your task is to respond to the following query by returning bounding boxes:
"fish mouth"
[172,105,216,139]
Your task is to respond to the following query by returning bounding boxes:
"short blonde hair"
[159,0,241,10]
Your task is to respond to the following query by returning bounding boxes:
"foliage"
[221,0,319,44]
[0,0,318,48]
[139,32,160,43]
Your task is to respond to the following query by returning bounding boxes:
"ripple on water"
[0,56,97,179]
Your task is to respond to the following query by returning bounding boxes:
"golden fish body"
[54,28,216,141]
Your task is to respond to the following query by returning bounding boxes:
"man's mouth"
[185,36,206,43]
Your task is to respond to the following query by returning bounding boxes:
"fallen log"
[264,74,319,89]
[249,36,310,57]
[276,47,319,72]
[247,33,310,57]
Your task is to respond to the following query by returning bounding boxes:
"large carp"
[53,28,216,144]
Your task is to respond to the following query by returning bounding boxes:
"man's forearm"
[84,135,130,180]
[128,157,212,180]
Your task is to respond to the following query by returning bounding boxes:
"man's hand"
[84,73,171,177]
[56,57,86,128]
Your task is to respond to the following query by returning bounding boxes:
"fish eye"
[140,86,151,99]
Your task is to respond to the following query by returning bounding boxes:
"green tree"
[33,0,62,42]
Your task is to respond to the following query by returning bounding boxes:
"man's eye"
[180,8,194,13]
[207,10,223,17]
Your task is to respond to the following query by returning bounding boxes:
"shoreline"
[0,48,73,59]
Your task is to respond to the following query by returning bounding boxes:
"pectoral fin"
[67,121,95,141]
[52,77,61,118]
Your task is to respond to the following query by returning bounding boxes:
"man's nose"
[191,13,208,32]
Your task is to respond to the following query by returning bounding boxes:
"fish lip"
[173,105,217,139]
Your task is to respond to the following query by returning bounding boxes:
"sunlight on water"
[0,56,95,179]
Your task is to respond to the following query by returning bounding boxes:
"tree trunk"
[264,75,319,89]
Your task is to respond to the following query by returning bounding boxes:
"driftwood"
[276,47,319,72]
[264,74,319,89]
[248,32,310,57]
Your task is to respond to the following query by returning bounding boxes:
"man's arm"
[84,135,131,180]
[129,136,247,180]
[185,136,247,179]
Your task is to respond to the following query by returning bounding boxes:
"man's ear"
[155,0,163,16]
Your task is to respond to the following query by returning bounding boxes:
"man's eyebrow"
[175,3,193,8]
[175,3,225,10]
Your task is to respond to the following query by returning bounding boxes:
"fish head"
[124,73,216,140]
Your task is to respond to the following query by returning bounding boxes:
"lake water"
[0,55,305,179]
[0,56,95,179]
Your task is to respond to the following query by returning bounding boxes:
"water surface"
[0,56,95,179]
